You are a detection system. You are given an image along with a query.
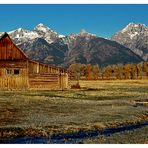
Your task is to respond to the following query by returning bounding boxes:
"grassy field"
[81,126,148,144]
[0,79,148,143]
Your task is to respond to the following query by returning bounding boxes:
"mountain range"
[112,23,148,61]
[4,23,147,67]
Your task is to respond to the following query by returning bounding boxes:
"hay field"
[0,79,148,143]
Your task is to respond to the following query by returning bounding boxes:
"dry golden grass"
[82,126,148,144]
[0,79,147,140]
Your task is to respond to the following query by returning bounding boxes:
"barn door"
[6,69,12,90]
[5,69,20,90]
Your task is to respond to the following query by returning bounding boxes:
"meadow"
[0,79,147,143]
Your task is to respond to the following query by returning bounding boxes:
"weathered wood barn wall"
[0,32,68,90]
[28,60,68,90]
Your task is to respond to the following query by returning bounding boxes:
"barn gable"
[0,32,27,60]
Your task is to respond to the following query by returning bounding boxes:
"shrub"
[71,82,81,89]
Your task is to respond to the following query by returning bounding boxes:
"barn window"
[14,69,20,75]
[6,69,20,75]
[112,70,114,73]
[6,69,13,75]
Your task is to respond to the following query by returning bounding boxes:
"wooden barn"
[0,32,68,90]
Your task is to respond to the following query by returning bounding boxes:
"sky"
[0,4,148,38]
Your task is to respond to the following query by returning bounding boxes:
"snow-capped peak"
[34,23,51,32]
[119,22,148,39]
[78,29,96,37]
[9,28,29,34]
[128,22,146,27]
[121,22,147,33]
[33,23,61,43]
[8,28,31,39]
[79,29,87,35]
[8,23,64,45]
[17,28,23,32]
[37,23,44,27]
[8,27,39,45]
[58,34,65,38]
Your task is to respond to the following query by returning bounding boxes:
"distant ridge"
[0,23,143,67]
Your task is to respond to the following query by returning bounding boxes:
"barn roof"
[0,32,28,59]
[29,59,67,72]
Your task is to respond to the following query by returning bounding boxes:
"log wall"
[0,67,28,90]
[29,73,59,90]
[28,61,68,90]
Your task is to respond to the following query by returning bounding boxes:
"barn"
[0,32,68,90]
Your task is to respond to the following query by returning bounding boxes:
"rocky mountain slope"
[112,23,148,61]
[5,23,143,67]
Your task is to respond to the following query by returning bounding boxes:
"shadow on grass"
[1,121,148,144]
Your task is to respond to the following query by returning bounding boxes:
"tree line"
[68,62,148,80]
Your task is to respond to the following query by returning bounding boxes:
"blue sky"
[0,4,148,38]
